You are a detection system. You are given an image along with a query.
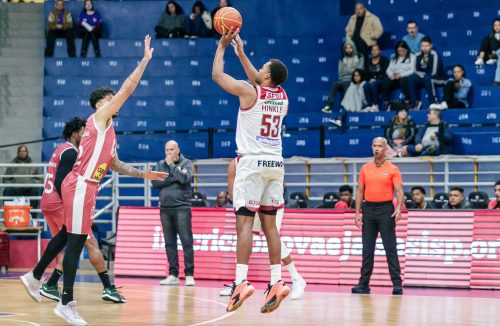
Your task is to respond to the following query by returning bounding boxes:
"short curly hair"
[63,117,86,140]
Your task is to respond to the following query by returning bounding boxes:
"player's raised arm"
[110,155,168,181]
[231,35,259,85]
[212,28,255,107]
[94,34,154,123]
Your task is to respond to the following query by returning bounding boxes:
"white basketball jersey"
[235,85,288,156]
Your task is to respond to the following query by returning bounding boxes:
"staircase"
[0,2,44,164]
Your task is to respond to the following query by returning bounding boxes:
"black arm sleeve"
[55,148,78,197]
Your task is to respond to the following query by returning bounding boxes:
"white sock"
[270,264,281,285]
[280,240,289,260]
[286,262,301,281]
[235,264,248,285]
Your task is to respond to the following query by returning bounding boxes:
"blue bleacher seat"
[282,130,321,158]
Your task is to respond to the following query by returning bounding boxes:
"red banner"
[114,207,500,289]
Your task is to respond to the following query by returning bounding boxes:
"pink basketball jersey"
[42,142,77,197]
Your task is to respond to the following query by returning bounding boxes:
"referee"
[352,137,404,295]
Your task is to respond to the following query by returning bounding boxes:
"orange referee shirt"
[358,161,403,202]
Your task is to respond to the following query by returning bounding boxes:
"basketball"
[213,7,242,35]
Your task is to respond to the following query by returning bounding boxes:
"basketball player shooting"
[212,28,291,313]
[20,35,167,326]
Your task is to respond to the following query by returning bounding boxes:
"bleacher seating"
[42,0,500,162]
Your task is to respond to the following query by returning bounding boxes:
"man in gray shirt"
[152,140,195,286]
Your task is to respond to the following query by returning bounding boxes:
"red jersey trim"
[239,85,259,111]
[92,114,114,134]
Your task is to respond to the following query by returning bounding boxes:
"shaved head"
[372,137,387,159]
[372,137,387,147]
[165,140,180,161]
[166,140,179,148]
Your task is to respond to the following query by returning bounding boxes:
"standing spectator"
[321,41,364,113]
[383,106,416,158]
[431,65,472,109]
[152,140,195,286]
[442,187,470,209]
[78,0,102,58]
[494,49,500,86]
[45,0,76,57]
[488,180,500,209]
[366,44,389,110]
[155,1,186,39]
[210,0,231,36]
[335,185,356,209]
[187,1,212,38]
[345,2,383,61]
[407,109,452,156]
[382,41,415,110]
[407,37,444,108]
[402,20,425,54]
[3,145,43,215]
[474,19,500,65]
[411,186,433,209]
[215,191,231,208]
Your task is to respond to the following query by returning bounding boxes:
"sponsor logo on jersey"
[255,136,281,146]
[264,92,284,100]
[93,163,107,181]
[257,160,284,168]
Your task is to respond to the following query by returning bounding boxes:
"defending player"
[212,28,290,313]
[20,35,167,325]
[219,158,307,300]
[37,117,125,304]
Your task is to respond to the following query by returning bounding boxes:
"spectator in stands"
[402,20,425,54]
[335,185,356,209]
[431,65,472,109]
[382,41,415,110]
[210,0,231,36]
[78,0,102,58]
[442,187,470,209]
[44,0,76,57]
[152,140,195,286]
[407,37,444,109]
[2,145,43,214]
[321,40,364,113]
[488,180,500,209]
[411,186,433,209]
[155,1,186,39]
[187,1,212,38]
[383,106,416,158]
[494,50,500,86]
[407,108,452,156]
[215,191,231,208]
[474,19,500,65]
[345,2,383,61]
[366,44,389,110]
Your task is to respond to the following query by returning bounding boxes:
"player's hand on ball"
[218,27,240,49]
[231,34,244,57]
[144,170,168,180]
[143,34,154,60]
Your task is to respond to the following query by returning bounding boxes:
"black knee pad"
[260,209,278,216]
[235,207,256,217]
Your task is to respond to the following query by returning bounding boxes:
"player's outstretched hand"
[143,34,154,61]
[144,170,168,180]
[218,27,240,49]
[231,34,244,57]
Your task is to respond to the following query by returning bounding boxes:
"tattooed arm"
[110,155,168,180]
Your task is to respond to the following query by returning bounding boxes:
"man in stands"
[488,181,500,209]
[411,186,433,209]
[442,187,470,209]
[215,191,231,208]
[335,185,356,209]
[345,2,383,61]
[45,0,76,57]
[407,109,452,157]
[402,20,425,54]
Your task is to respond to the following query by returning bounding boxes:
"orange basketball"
[213,7,242,35]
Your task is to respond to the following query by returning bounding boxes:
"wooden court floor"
[1,278,499,326]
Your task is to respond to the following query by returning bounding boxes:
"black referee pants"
[358,201,402,287]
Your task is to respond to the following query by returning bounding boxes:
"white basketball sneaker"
[219,285,232,296]
[159,275,180,285]
[54,301,87,326]
[20,271,42,303]
[185,276,195,287]
[291,276,306,300]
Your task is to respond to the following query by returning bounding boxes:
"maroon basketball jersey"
[42,142,77,197]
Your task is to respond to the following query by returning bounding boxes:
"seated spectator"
[408,37,444,108]
[321,40,364,113]
[407,108,452,156]
[382,41,415,110]
[155,1,186,39]
[411,186,433,209]
[495,50,500,86]
[431,65,472,109]
[3,145,43,215]
[78,0,102,58]
[402,20,425,54]
[215,191,231,208]
[187,1,212,38]
[383,106,416,158]
[488,180,500,209]
[44,0,76,57]
[442,187,470,209]
[210,0,231,36]
[366,44,389,110]
[345,2,383,61]
[474,19,500,65]
[335,185,356,209]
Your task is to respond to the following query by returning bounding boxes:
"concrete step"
[0,65,44,76]
[0,57,44,68]
[0,20,43,30]
[0,28,44,38]
[0,85,43,97]
[0,75,43,88]
[0,3,43,13]
[0,38,45,48]
[0,46,43,58]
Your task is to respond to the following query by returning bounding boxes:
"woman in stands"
[187,1,212,38]
[155,1,186,38]
[78,0,102,58]
[366,44,389,111]
[383,106,416,158]
[475,19,500,65]
[382,41,415,110]
[430,65,472,110]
